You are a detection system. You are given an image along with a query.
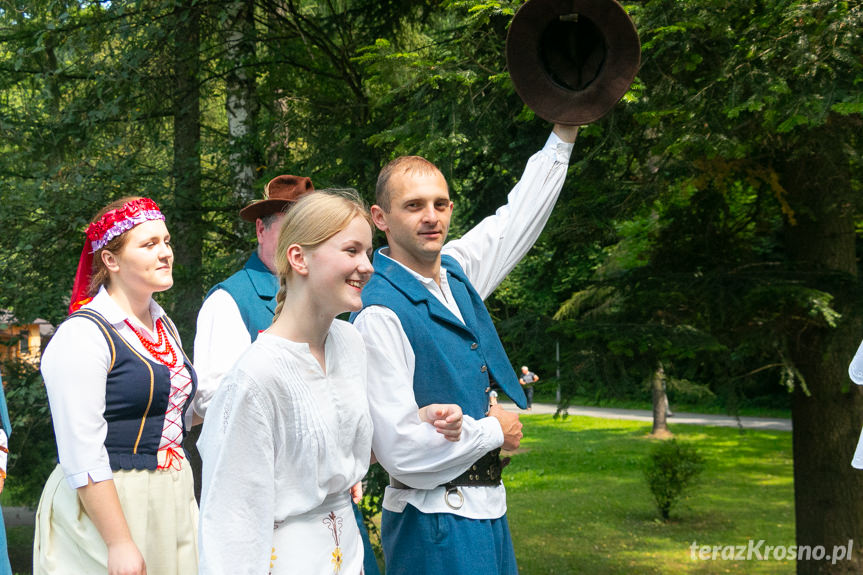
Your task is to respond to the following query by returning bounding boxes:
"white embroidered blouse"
[197,319,373,574]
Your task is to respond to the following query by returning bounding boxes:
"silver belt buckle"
[444,486,464,510]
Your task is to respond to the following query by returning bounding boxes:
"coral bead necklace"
[124,318,178,368]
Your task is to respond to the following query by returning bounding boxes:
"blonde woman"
[197,190,461,574]
[36,197,198,575]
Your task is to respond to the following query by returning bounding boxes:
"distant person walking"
[519,366,539,411]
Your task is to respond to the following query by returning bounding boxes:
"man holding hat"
[351,122,578,575]
[194,175,382,575]
[350,0,639,567]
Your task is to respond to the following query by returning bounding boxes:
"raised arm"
[444,128,575,298]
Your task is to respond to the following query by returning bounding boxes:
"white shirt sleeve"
[40,317,114,488]
[0,429,7,475]
[198,373,275,575]
[193,289,253,419]
[444,132,573,298]
[355,306,503,490]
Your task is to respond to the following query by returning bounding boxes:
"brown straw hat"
[239,175,315,222]
[506,0,641,126]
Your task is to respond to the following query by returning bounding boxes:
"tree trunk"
[781,135,863,574]
[650,361,673,438]
[170,0,203,344]
[224,0,259,206]
[171,0,203,501]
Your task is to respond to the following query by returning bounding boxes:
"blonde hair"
[273,189,373,320]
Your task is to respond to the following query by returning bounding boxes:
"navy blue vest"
[69,309,198,471]
[207,251,277,342]
[353,251,526,419]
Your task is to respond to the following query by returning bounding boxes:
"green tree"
[548,2,863,572]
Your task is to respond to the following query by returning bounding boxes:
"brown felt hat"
[506,0,641,126]
[239,175,315,222]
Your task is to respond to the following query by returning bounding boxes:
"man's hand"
[553,123,579,143]
[487,404,523,451]
[419,404,463,442]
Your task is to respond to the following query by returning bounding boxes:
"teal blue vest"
[208,252,277,342]
[353,251,526,419]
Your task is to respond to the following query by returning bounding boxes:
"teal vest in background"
[207,252,278,342]
[0,372,10,439]
[354,251,526,419]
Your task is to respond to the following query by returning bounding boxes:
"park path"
[501,401,792,432]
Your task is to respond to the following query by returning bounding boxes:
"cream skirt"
[270,491,363,575]
[33,452,198,575]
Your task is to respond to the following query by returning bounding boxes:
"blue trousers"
[381,505,517,575]
[353,501,381,575]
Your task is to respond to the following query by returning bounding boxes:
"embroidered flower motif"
[331,547,343,572]
[323,510,344,574]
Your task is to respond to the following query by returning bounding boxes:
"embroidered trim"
[323,511,344,574]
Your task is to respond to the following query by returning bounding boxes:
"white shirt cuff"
[65,465,114,489]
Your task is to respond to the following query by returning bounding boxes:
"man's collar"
[244,251,279,298]
[376,248,445,286]
[371,248,472,333]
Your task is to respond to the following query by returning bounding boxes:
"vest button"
[470,342,478,350]
[480,365,488,373]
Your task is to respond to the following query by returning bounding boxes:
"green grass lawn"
[3,415,794,575]
[505,415,794,574]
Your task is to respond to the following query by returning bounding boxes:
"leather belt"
[389,448,509,490]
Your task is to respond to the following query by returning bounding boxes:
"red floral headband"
[69,198,165,314]
[85,197,165,253]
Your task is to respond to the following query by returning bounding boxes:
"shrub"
[643,438,705,520]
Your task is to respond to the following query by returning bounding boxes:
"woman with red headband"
[34,197,198,575]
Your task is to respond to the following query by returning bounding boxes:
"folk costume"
[197,320,373,575]
[194,174,314,418]
[193,251,277,416]
[194,176,381,575]
[352,132,573,574]
[34,198,199,575]
[0,372,12,575]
